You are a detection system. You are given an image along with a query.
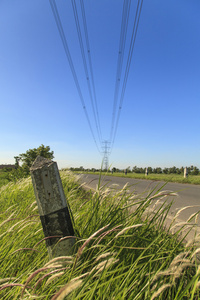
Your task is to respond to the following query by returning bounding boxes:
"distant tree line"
[1,145,54,181]
[131,165,199,175]
[70,166,100,172]
[70,165,200,175]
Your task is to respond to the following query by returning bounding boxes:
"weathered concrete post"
[184,167,188,178]
[145,167,148,176]
[30,156,75,258]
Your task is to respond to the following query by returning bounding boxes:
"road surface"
[78,173,200,242]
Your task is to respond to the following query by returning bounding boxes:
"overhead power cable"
[49,0,101,153]
[80,0,102,143]
[71,0,102,144]
[111,0,143,151]
[110,0,131,142]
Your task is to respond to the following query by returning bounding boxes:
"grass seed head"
[115,224,143,238]
[95,252,112,262]
[0,212,16,227]
[195,281,200,289]
[33,268,68,290]
[44,263,64,269]
[174,205,200,220]
[44,256,73,267]
[191,248,200,260]
[52,279,82,300]
[91,258,119,277]
[173,263,194,281]
[0,278,16,284]
[45,272,65,286]
[151,283,172,300]
[151,271,173,284]
[187,211,200,223]
[77,224,110,258]
[170,258,191,268]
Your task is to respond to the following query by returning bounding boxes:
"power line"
[110,0,131,142]
[80,0,102,143]
[49,0,101,153]
[111,0,143,151]
[49,0,143,158]
[71,0,102,144]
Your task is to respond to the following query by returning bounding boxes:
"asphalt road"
[78,173,200,242]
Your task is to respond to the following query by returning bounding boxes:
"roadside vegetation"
[1,169,200,299]
[71,165,200,176]
[0,170,10,188]
[70,167,200,185]
[105,172,200,185]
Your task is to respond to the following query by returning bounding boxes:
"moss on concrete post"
[30,156,75,258]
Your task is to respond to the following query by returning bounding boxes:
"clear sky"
[0,0,200,170]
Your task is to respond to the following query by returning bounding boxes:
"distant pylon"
[102,140,110,170]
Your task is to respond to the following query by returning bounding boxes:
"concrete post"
[30,156,75,258]
[184,167,188,178]
[145,168,148,176]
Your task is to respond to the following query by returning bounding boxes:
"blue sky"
[0,0,200,169]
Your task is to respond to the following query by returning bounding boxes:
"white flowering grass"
[0,170,199,299]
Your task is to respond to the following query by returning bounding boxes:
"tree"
[169,166,177,174]
[139,167,145,174]
[14,156,20,169]
[18,145,54,168]
[163,168,169,174]
[127,166,131,173]
[155,167,162,174]
[132,166,140,173]
[192,166,199,175]
[8,145,54,181]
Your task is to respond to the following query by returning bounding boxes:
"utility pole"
[102,140,110,170]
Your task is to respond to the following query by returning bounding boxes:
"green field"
[83,171,200,185]
[0,171,200,299]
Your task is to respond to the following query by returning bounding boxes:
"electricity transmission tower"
[102,140,110,170]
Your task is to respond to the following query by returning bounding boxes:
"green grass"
[0,171,200,299]
[83,171,200,185]
[0,171,10,188]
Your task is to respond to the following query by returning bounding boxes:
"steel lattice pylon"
[102,140,110,170]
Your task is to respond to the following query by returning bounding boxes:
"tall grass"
[0,171,10,188]
[0,171,199,299]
